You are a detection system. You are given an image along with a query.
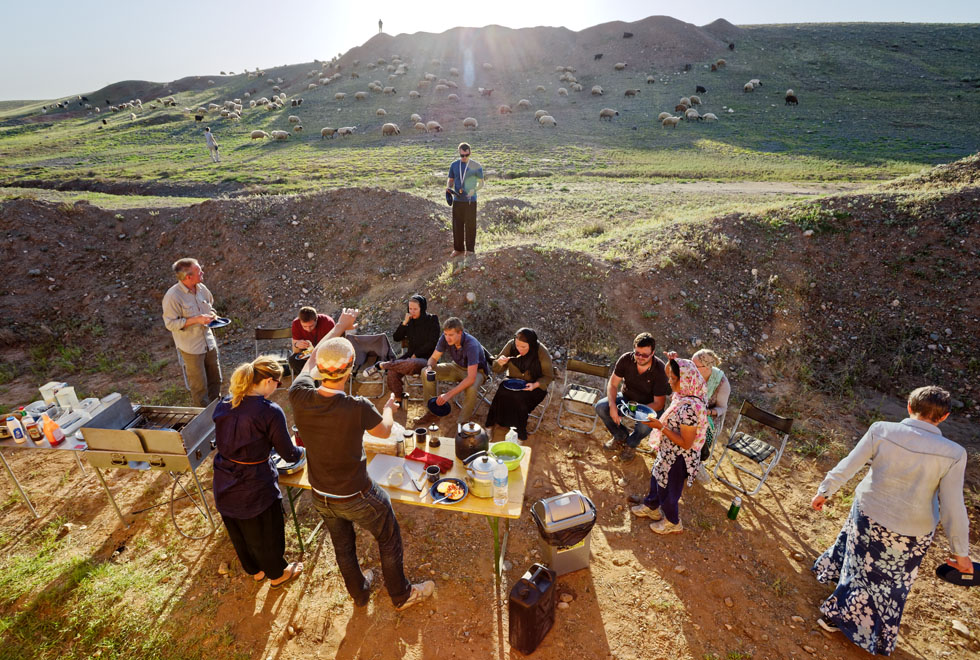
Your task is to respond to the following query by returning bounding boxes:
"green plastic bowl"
[489,441,525,471]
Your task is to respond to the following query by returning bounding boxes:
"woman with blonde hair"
[212,355,305,588]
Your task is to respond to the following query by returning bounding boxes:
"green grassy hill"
[1,20,978,197]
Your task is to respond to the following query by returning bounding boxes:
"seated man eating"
[418,317,489,426]
[289,306,335,377]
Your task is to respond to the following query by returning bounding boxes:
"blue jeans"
[595,395,653,448]
[644,455,687,524]
[311,483,412,607]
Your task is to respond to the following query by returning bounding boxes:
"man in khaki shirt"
[162,258,222,406]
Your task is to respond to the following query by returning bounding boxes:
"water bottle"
[492,459,509,506]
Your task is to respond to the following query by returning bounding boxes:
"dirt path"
[643,181,869,195]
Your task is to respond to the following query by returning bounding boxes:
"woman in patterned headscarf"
[630,357,709,534]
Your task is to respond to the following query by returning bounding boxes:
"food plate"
[427,396,452,417]
[429,477,468,504]
[271,448,306,475]
[501,378,528,391]
[617,402,655,422]
[208,317,231,329]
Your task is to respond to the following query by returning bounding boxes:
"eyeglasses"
[459,153,470,158]
[273,379,282,387]
[634,351,653,359]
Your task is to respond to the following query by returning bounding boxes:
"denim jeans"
[311,483,412,607]
[595,395,653,448]
[644,454,688,524]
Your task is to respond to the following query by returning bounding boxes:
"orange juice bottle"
[40,413,66,446]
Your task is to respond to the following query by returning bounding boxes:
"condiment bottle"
[40,413,66,446]
[6,416,26,444]
[23,418,43,442]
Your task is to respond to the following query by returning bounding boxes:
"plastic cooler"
[530,490,597,576]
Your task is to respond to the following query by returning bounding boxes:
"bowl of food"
[489,440,525,471]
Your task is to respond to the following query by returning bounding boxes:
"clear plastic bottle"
[40,413,66,446]
[492,459,509,506]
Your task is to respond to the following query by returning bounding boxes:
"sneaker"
[450,250,464,258]
[603,437,624,451]
[395,580,435,611]
[630,504,663,521]
[817,618,839,633]
[619,447,636,462]
[354,569,375,607]
[649,518,683,535]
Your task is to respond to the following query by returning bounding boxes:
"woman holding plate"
[484,328,554,442]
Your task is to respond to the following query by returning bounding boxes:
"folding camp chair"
[712,400,794,496]
[346,334,396,398]
[254,326,293,385]
[527,386,554,434]
[556,358,611,434]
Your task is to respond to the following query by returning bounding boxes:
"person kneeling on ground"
[418,317,490,426]
[288,306,336,377]
[631,358,709,534]
[595,332,671,462]
[212,355,305,588]
[288,310,434,610]
[378,294,440,408]
[485,327,554,442]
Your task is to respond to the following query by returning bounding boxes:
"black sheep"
[785,95,799,106]
[623,31,633,38]
[101,119,107,125]
[729,43,735,51]
[195,114,204,121]
[696,85,707,94]
[594,53,603,61]
[81,96,89,102]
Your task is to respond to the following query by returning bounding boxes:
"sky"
[2,0,978,100]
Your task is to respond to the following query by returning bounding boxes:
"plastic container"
[531,491,597,576]
[6,416,26,444]
[508,563,557,655]
[492,459,509,506]
[40,381,67,405]
[55,386,80,410]
[40,413,66,446]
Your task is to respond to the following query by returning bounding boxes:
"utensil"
[501,378,528,391]
[429,477,468,504]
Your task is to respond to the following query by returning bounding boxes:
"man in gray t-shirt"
[446,142,484,258]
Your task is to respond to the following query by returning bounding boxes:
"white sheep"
[685,108,701,121]
[657,111,671,121]
[293,124,304,132]
[690,95,701,105]
[383,86,396,94]
[409,90,421,99]
[462,117,478,130]
[376,108,387,117]
[679,96,691,106]
[534,109,549,120]
[354,91,368,100]
[434,84,449,93]
[482,62,493,71]
[558,88,568,96]
[272,85,281,93]
[337,126,356,136]
[749,78,762,87]
[308,83,318,90]
[538,115,557,127]
[130,112,137,120]
[591,85,603,96]
[536,85,546,92]
[599,108,619,120]
[571,83,583,92]
[320,127,337,138]
[449,67,460,76]
[646,75,656,84]
[702,113,718,121]
[426,120,442,132]
[448,93,459,101]
[517,99,531,109]
[288,115,301,124]
[785,89,794,97]
[334,92,346,101]
[410,113,422,123]
[382,122,400,136]
[662,116,681,128]
[270,130,290,140]
[424,73,437,81]
[614,62,627,71]
[414,122,428,132]
[249,100,256,108]
[498,104,512,114]
[743,83,755,93]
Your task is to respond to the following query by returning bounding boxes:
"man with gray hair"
[162,258,222,406]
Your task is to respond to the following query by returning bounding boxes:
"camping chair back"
[556,358,611,434]
[254,326,293,383]
[712,400,794,496]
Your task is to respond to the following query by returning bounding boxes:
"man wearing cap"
[162,257,222,407]
[288,309,435,611]
[419,317,489,425]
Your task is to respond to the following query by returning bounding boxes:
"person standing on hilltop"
[379,19,383,34]
[204,126,220,163]
[162,258,223,406]
[446,142,485,260]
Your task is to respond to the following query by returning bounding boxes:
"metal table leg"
[488,516,511,578]
[93,466,128,527]
[188,467,217,535]
[73,452,87,476]
[286,486,305,552]
[0,449,38,518]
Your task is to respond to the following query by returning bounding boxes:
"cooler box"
[508,563,556,655]
[530,490,597,576]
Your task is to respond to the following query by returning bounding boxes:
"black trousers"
[221,500,288,580]
[287,352,309,380]
[452,200,478,252]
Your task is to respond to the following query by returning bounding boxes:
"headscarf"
[408,294,428,316]
[508,327,542,381]
[649,358,709,453]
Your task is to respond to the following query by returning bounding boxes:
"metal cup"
[426,464,441,483]
[415,427,427,448]
[425,368,436,382]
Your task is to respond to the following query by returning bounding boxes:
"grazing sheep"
[412,122,426,132]
[696,85,707,95]
[335,92,346,100]
[249,100,256,108]
[679,97,691,106]
[462,117,478,130]
[517,99,531,109]
[434,84,449,93]
[448,93,459,101]
[409,90,421,99]
[482,62,493,71]
[320,127,337,138]
[337,126,356,136]
[711,63,718,72]
[614,62,627,71]
[446,80,457,88]
[426,120,443,132]
[675,103,689,112]
[594,53,603,60]
[624,89,639,97]
[424,73,436,82]
[410,113,422,123]
[538,115,557,127]
[534,109,549,120]
[591,86,603,96]
[381,122,400,136]
[195,114,204,122]
[293,124,304,132]
[685,109,701,121]
[657,111,671,121]
[743,83,755,93]
[749,78,762,87]
[785,94,799,106]
[480,88,494,97]
[558,88,568,96]
[130,113,137,120]
[599,108,619,120]
[702,113,718,121]
[716,59,726,68]
[270,130,289,140]
[623,31,633,38]
[288,115,301,124]
[646,75,656,84]
[308,83,318,90]
[354,91,367,100]
[690,95,701,105]
[450,67,460,76]
[536,85,546,92]
[376,108,387,117]
[350,72,360,79]
[417,80,431,90]
[383,86,396,94]
[571,83,583,92]
[272,85,281,93]
[498,104,512,114]
[662,116,681,128]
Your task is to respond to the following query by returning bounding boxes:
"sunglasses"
[634,351,653,359]
[459,153,470,158]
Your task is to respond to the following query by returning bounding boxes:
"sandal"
[270,562,303,590]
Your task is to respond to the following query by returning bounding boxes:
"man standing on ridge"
[446,142,485,261]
